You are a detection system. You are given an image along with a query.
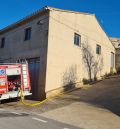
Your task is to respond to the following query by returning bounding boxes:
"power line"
[49,15,114,50]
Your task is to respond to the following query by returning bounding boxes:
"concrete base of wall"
[46,76,105,99]
[46,82,84,98]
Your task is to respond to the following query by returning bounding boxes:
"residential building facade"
[0,7,115,100]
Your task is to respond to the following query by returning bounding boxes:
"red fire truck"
[0,62,32,100]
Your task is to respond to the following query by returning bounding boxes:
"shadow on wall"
[62,65,77,92]
[82,39,103,82]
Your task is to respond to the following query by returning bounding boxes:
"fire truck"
[0,62,32,100]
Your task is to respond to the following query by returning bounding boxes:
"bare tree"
[92,57,103,80]
[82,41,103,81]
[82,43,95,81]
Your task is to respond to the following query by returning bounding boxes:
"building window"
[111,52,114,67]
[96,44,101,55]
[0,38,5,48]
[24,27,31,41]
[74,33,81,46]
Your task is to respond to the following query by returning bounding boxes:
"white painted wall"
[45,9,115,92]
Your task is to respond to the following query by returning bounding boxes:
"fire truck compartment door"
[0,66,7,94]
[6,68,21,75]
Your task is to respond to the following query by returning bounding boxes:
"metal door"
[27,58,40,99]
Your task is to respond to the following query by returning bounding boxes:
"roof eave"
[0,6,49,35]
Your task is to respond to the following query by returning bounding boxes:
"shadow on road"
[61,75,120,117]
[0,112,29,118]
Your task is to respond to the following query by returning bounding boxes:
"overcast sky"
[0,0,120,37]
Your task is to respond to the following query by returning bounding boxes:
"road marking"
[32,117,48,123]
[11,112,22,115]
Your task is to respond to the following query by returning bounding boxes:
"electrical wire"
[49,16,114,50]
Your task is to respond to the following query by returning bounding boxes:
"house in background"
[110,37,120,72]
[0,6,115,100]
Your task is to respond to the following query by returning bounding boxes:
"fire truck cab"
[0,62,31,100]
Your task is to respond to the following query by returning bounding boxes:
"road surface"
[1,76,120,129]
[0,108,80,129]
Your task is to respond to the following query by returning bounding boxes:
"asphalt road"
[0,108,80,129]
[1,75,120,129]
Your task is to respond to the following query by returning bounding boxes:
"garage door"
[27,57,40,99]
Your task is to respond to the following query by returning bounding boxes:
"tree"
[82,43,94,81]
[92,57,103,80]
[82,41,103,81]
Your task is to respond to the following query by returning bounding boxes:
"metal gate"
[27,57,40,99]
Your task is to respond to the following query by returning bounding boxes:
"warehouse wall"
[116,49,120,72]
[0,7,116,100]
[45,9,115,93]
[0,12,49,100]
